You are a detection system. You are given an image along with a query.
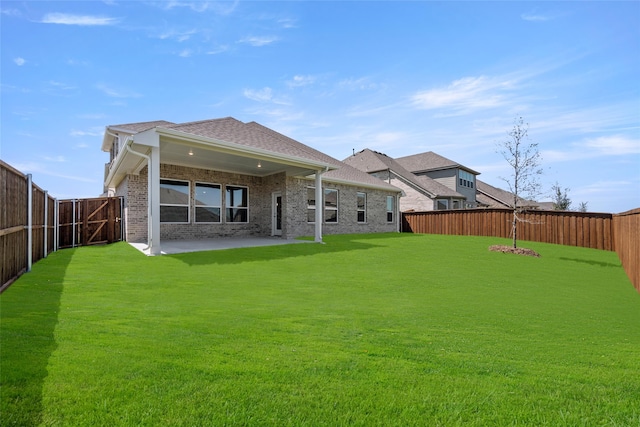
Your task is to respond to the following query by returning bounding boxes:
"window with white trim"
[386,196,394,222]
[160,179,190,223]
[195,182,221,223]
[307,187,316,223]
[436,199,449,210]
[225,185,248,223]
[357,192,366,223]
[324,189,338,223]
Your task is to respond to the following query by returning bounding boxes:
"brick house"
[102,117,401,255]
[343,149,466,212]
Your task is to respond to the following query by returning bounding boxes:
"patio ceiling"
[105,133,333,189]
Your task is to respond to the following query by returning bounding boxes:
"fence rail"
[1,160,123,292]
[402,208,639,292]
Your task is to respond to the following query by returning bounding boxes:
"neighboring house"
[476,179,553,210]
[343,149,466,211]
[395,151,480,209]
[102,117,401,255]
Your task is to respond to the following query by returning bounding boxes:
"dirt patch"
[489,245,540,257]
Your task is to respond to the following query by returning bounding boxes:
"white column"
[149,145,161,255]
[315,170,323,243]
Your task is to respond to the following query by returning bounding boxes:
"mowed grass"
[1,233,639,426]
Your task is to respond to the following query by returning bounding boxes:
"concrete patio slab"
[129,237,313,256]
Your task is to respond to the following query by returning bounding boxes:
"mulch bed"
[488,245,540,257]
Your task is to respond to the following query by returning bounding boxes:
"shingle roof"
[395,151,480,175]
[109,117,399,192]
[109,120,175,134]
[344,149,465,198]
[476,179,546,209]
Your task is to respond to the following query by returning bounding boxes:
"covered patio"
[129,237,313,256]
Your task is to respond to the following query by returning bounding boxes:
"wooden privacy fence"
[1,160,123,291]
[1,161,56,291]
[402,208,639,292]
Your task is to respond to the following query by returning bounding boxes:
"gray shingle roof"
[396,151,480,175]
[109,117,399,192]
[476,179,547,209]
[344,149,465,198]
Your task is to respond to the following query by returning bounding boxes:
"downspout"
[105,129,154,251]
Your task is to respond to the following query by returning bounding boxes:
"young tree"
[577,201,588,212]
[497,117,543,249]
[552,182,572,210]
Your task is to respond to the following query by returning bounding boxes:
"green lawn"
[1,233,639,426]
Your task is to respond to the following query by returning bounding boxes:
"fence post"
[44,190,48,258]
[27,174,33,272]
[54,198,59,252]
[72,199,76,248]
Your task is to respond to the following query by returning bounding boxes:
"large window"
[386,196,394,222]
[324,189,338,223]
[160,179,190,223]
[459,170,475,189]
[357,192,366,223]
[307,187,339,223]
[195,182,221,223]
[307,187,316,223]
[436,199,449,210]
[225,185,248,223]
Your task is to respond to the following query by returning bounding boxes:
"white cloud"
[244,87,273,102]
[339,77,381,91]
[411,76,516,113]
[178,49,193,58]
[238,35,279,47]
[14,57,26,66]
[156,1,238,14]
[287,75,316,88]
[11,161,97,183]
[41,13,119,26]
[43,155,66,162]
[158,29,197,42]
[582,135,640,156]
[521,13,552,22]
[96,83,141,98]
[70,128,102,137]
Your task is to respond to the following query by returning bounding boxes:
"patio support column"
[315,170,323,243]
[148,145,161,255]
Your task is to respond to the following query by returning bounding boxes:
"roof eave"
[155,127,338,173]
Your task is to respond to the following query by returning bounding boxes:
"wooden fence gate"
[58,197,123,249]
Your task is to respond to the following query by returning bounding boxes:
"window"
[386,196,394,222]
[225,185,248,222]
[160,179,190,223]
[307,187,316,223]
[436,199,449,210]
[307,187,338,223]
[324,189,338,223]
[357,192,366,223]
[195,182,221,223]
[459,170,475,189]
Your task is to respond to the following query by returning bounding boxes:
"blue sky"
[2,1,639,213]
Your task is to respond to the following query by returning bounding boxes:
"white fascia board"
[156,127,337,172]
[299,175,402,193]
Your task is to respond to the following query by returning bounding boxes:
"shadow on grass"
[0,249,73,426]
[559,257,621,268]
[170,233,410,266]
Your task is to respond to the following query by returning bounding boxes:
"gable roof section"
[102,120,175,151]
[344,149,464,198]
[104,117,400,193]
[396,151,480,175]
